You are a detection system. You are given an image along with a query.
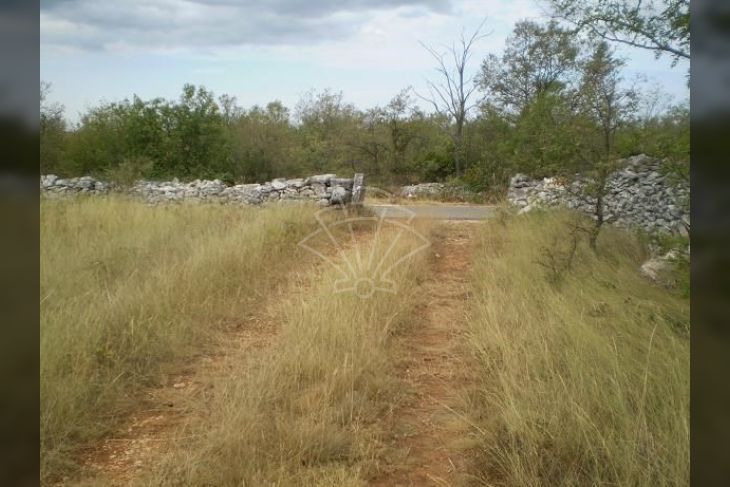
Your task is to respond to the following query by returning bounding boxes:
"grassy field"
[41,196,689,486]
[127,219,434,485]
[466,210,690,486]
[40,197,321,482]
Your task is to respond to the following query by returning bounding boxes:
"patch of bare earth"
[371,222,478,487]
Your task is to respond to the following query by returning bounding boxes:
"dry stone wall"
[507,154,689,234]
[40,173,357,207]
[400,183,478,201]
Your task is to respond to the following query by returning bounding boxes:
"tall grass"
[40,197,320,482]
[137,221,434,486]
[466,210,689,486]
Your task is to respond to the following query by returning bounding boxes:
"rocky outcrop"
[40,174,357,207]
[507,154,689,234]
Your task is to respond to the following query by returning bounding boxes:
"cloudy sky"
[40,0,689,123]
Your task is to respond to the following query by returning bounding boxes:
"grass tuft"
[466,210,689,486]
[137,222,434,486]
[40,197,320,482]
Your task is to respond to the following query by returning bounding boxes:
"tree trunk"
[454,117,464,176]
[589,190,603,251]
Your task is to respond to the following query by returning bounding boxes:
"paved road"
[366,204,496,220]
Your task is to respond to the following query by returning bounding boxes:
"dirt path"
[71,229,376,487]
[74,269,312,485]
[371,222,477,487]
[69,221,478,486]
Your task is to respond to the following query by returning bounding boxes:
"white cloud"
[40,0,688,122]
[40,0,455,52]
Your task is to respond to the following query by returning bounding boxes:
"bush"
[104,156,154,188]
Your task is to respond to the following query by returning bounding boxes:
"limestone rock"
[506,154,689,235]
[41,173,359,208]
[330,186,351,205]
[307,174,336,185]
[330,177,354,188]
[640,251,678,285]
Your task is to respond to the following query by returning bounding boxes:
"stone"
[41,173,375,207]
[242,190,263,205]
[311,183,327,197]
[640,251,678,285]
[619,169,639,180]
[77,176,95,190]
[285,178,305,189]
[330,177,354,188]
[505,154,688,236]
[510,173,529,185]
[330,186,351,205]
[307,174,336,185]
[41,174,59,188]
[399,182,476,201]
[280,189,301,199]
[351,173,365,205]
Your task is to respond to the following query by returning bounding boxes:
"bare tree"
[418,20,488,176]
[40,81,64,123]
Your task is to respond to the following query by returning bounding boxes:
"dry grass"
[44,196,686,486]
[466,210,690,486]
[40,196,322,482]
[132,219,434,486]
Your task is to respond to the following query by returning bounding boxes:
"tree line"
[40,4,689,193]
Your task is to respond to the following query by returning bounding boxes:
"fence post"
[352,173,365,206]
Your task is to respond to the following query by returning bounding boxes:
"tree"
[580,42,637,163]
[478,20,580,114]
[294,89,360,173]
[63,85,232,180]
[63,102,127,176]
[419,20,488,176]
[229,101,295,181]
[575,41,638,249]
[347,107,387,176]
[545,0,690,64]
[473,21,583,180]
[40,81,67,173]
[170,84,230,178]
[383,88,417,174]
[218,94,242,126]
[616,93,689,176]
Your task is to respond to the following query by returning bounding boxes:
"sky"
[40,0,690,124]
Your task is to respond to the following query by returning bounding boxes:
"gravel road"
[366,204,496,220]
